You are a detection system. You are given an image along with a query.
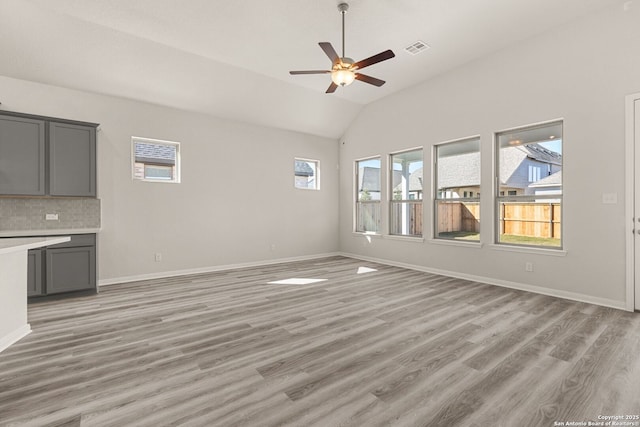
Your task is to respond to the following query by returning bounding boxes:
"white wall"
[339,3,640,307]
[0,76,340,283]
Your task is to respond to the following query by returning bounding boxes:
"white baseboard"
[99,252,341,287]
[339,252,627,311]
[0,324,31,354]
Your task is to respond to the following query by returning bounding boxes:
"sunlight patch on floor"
[357,266,377,274]
[267,278,328,285]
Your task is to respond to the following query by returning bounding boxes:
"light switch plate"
[45,213,59,221]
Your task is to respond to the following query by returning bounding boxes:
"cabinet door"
[46,246,96,294]
[27,249,44,297]
[49,122,96,197]
[0,116,46,195]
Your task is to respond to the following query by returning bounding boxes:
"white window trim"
[494,119,564,250]
[388,147,424,238]
[354,155,383,234]
[131,136,181,184]
[433,136,481,244]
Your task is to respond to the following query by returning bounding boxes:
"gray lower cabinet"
[27,249,44,297]
[27,234,97,298]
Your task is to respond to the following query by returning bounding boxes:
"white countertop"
[0,236,71,255]
[0,228,101,238]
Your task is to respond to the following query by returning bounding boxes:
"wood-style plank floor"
[1,256,639,426]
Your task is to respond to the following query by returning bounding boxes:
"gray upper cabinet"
[0,115,46,195]
[0,111,98,197]
[49,122,97,197]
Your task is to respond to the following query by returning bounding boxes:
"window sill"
[428,238,483,249]
[352,232,382,238]
[488,244,567,257]
[383,235,425,243]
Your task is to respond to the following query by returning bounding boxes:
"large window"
[355,157,381,233]
[390,149,423,237]
[294,158,319,190]
[496,121,562,248]
[132,137,180,183]
[435,137,481,241]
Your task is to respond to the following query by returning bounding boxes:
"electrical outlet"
[45,213,59,221]
[154,253,162,262]
[270,244,276,251]
[525,262,534,272]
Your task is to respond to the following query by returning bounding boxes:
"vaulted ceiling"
[0,0,620,138]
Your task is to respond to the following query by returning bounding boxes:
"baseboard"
[99,252,342,287]
[339,252,627,311]
[0,324,31,354]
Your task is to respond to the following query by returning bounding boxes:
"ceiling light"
[331,68,356,86]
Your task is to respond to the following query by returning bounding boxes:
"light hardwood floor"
[1,256,639,426]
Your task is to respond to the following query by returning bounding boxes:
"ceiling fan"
[289,2,395,94]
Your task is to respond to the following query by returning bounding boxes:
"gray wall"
[339,3,639,307]
[0,76,340,283]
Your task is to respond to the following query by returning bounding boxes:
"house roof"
[134,142,176,165]
[294,161,314,177]
[520,144,562,166]
[437,152,481,190]
[529,170,562,187]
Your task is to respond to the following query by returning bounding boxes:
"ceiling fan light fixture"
[331,69,355,86]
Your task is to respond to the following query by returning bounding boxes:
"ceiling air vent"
[404,40,430,55]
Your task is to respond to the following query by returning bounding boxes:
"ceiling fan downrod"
[338,2,349,60]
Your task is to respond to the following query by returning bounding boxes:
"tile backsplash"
[0,198,100,231]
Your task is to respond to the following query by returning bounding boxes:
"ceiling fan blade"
[289,70,330,75]
[326,82,338,94]
[353,50,395,70]
[319,42,340,64]
[355,73,385,87]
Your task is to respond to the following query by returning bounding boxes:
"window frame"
[389,147,424,238]
[494,120,563,250]
[131,136,181,184]
[433,136,481,242]
[354,156,382,234]
[294,157,320,190]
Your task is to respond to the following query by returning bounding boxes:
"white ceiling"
[0,0,620,138]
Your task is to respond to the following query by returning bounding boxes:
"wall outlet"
[45,213,59,221]
[525,262,534,272]
[154,253,162,262]
[270,244,276,251]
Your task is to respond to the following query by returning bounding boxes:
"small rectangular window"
[132,137,180,183]
[355,157,381,233]
[434,137,481,241]
[294,158,320,190]
[496,121,562,248]
[390,148,423,237]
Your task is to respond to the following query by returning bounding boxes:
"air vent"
[404,40,430,55]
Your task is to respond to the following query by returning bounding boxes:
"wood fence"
[437,202,480,233]
[359,201,560,239]
[500,202,561,238]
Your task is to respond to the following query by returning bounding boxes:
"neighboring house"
[437,151,481,198]
[294,160,315,189]
[133,141,177,180]
[499,143,562,196]
[529,170,562,197]
[359,167,423,200]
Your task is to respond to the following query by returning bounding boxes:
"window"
[132,137,180,183]
[294,158,319,190]
[434,137,481,241]
[355,157,381,233]
[496,121,563,248]
[390,149,423,237]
